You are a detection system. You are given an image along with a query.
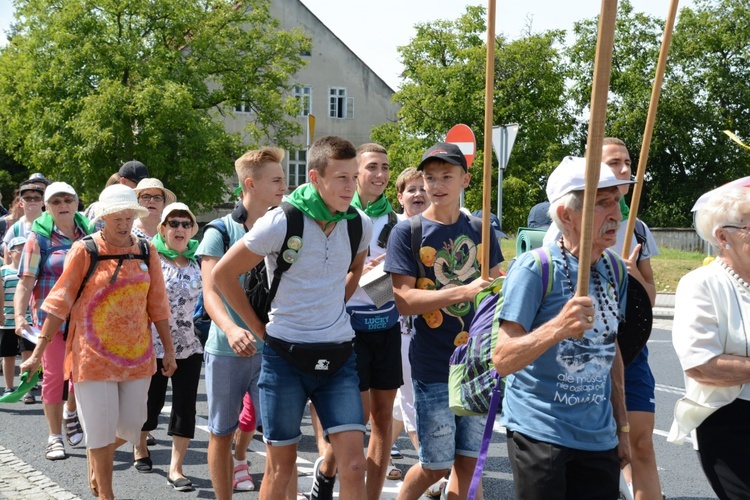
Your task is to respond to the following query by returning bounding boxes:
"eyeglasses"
[139,194,165,202]
[166,220,194,229]
[9,247,23,254]
[722,224,750,231]
[21,196,42,203]
[48,197,77,206]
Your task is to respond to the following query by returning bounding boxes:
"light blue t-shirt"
[498,243,628,452]
[243,206,372,344]
[195,213,263,357]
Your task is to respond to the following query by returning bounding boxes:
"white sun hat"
[134,178,176,205]
[92,184,150,223]
[546,156,636,203]
[158,202,199,238]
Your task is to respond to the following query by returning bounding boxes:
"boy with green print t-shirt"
[385,142,502,500]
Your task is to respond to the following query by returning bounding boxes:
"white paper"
[21,326,40,345]
[359,262,394,308]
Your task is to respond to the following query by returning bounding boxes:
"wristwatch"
[617,424,630,434]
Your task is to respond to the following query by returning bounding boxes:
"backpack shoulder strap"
[466,214,484,236]
[530,247,555,304]
[346,206,362,267]
[376,210,399,249]
[136,236,150,266]
[203,219,231,254]
[409,215,426,279]
[264,202,305,310]
[602,248,625,289]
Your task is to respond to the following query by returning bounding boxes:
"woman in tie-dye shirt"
[21,185,175,500]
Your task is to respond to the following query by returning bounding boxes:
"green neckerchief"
[352,191,393,219]
[152,233,199,263]
[31,212,93,239]
[620,197,630,218]
[286,183,357,225]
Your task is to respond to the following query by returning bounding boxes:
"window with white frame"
[287,150,307,189]
[294,85,312,116]
[329,87,354,119]
[235,102,252,113]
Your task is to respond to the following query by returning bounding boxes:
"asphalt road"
[0,318,718,499]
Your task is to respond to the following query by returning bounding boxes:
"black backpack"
[63,234,150,340]
[202,202,362,324]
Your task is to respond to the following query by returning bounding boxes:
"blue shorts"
[413,379,486,470]
[205,352,262,436]
[259,342,365,447]
[624,346,655,413]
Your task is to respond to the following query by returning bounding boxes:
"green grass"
[499,236,706,292]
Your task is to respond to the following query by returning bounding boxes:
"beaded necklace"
[558,237,620,335]
[719,258,750,292]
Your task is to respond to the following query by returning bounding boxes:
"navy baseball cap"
[118,160,150,184]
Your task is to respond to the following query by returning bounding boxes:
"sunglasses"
[48,197,77,206]
[139,194,165,202]
[723,224,750,232]
[166,220,194,229]
[22,195,43,202]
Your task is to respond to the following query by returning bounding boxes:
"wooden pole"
[480,0,496,280]
[576,0,618,296]
[621,0,679,256]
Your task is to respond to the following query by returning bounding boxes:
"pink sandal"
[233,462,255,491]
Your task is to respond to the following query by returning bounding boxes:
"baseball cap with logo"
[417,142,468,172]
[546,156,635,203]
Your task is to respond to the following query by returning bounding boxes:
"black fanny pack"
[265,336,353,375]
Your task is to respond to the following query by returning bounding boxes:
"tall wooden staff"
[577,0,618,295]
[621,0,679,255]
[480,0,496,280]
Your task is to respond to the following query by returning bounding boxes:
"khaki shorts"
[75,378,150,449]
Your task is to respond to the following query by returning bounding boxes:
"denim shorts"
[624,346,656,413]
[413,379,486,470]
[259,342,365,447]
[205,352,262,436]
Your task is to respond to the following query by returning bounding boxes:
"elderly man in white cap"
[492,156,634,499]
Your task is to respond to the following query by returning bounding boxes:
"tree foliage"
[373,6,574,233]
[568,0,750,227]
[0,0,309,208]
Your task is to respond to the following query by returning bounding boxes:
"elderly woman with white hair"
[134,202,203,491]
[20,184,176,500]
[668,186,750,499]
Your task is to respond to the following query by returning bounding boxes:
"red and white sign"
[445,124,476,167]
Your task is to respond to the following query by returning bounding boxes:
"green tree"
[0,0,309,208]
[568,0,750,227]
[373,6,573,233]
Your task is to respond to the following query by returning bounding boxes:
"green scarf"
[286,183,358,224]
[152,234,198,263]
[31,212,93,239]
[620,197,630,218]
[352,191,393,218]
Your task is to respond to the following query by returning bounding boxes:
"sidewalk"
[653,292,675,319]
[0,445,78,499]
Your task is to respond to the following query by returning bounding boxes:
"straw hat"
[134,178,176,205]
[92,185,150,223]
[158,202,199,239]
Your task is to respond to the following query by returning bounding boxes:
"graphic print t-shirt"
[497,243,628,451]
[385,214,502,383]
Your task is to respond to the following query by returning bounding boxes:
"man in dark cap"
[118,160,149,188]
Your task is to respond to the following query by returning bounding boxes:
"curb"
[0,445,78,499]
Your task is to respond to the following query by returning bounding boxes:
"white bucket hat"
[546,156,636,203]
[158,202,199,238]
[134,178,176,205]
[92,184,150,223]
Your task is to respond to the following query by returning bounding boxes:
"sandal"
[63,412,83,446]
[45,437,66,461]
[22,392,35,404]
[387,461,402,480]
[146,433,156,446]
[233,462,255,491]
[87,450,99,497]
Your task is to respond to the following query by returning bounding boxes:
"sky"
[0,0,694,90]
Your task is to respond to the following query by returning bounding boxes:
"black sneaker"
[309,456,336,500]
